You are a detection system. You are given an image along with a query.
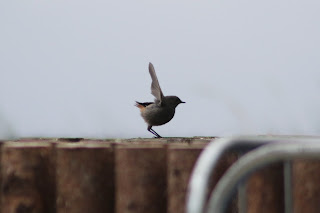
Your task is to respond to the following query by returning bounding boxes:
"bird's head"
[164,96,185,108]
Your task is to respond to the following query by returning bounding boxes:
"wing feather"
[149,63,164,105]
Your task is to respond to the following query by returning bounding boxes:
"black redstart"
[135,62,185,138]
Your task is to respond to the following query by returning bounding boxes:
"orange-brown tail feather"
[135,101,145,110]
[135,101,154,112]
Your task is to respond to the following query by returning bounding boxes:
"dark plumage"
[135,63,185,138]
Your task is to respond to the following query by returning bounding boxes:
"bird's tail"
[135,101,145,109]
[135,101,154,108]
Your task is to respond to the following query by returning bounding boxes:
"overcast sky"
[1,1,320,139]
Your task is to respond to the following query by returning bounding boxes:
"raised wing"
[149,62,164,105]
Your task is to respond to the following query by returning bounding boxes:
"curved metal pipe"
[186,136,320,213]
[206,141,320,213]
[186,136,280,213]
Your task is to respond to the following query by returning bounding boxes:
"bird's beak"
[181,101,186,103]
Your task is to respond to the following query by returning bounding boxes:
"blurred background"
[1,1,319,139]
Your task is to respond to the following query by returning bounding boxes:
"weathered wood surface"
[0,137,319,213]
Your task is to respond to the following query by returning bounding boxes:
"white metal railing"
[186,136,320,213]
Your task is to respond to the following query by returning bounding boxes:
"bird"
[135,62,185,138]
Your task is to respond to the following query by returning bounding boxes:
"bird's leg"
[151,129,162,138]
[148,126,162,138]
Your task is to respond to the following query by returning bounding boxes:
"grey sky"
[1,1,320,139]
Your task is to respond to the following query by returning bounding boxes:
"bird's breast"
[141,106,175,126]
